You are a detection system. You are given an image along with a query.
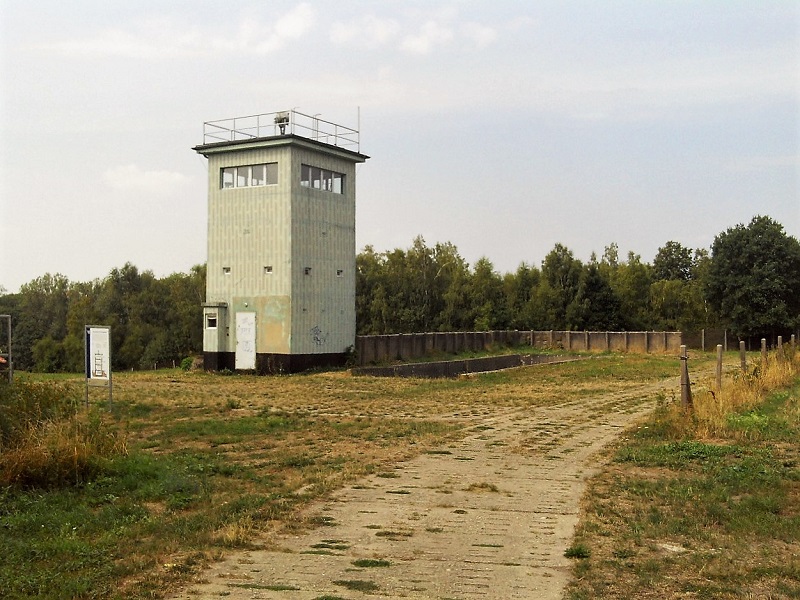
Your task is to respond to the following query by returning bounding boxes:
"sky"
[1,1,798,293]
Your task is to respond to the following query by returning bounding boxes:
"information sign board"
[85,325,112,407]
[85,326,111,381]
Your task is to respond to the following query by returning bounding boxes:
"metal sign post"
[85,325,112,409]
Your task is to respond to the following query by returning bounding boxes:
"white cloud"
[43,20,202,59]
[330,15,400,47]
[36,3,316,59]
[103,165,189,196]
[461,23,497,49]
[274,3,316,39]
[401,21,454,54]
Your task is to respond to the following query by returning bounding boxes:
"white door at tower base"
[235,312,256,370]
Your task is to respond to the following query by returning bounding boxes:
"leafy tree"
[356,245,385,334]
[609,251,653,330]
[707,215,800,339]
[13,274,71,369]
[541,244,583,329]
[567,264,623,330]
[649,280,691,331]
[32,336,64,372]
[433,241,471,331]
[503,263,542,330]
[468,257,507,330]
[355,238,472,334]
[652,241,693,281]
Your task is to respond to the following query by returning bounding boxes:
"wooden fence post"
[680,345,693,409]
[740,340,746,373]
[716,344,723,392]
[761,338,767,367]
[777,336,784,363]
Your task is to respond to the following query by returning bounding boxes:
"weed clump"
[565,543,591,559]
[0,379,126,488]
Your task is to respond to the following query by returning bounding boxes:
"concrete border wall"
[352,354,583,378]
[355,330,683,366]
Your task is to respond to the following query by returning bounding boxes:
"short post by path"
[716,344,723,392]
[680,345,693,409]
[761,338,767,367]
[777,336,784,363]
[740,340,746,373]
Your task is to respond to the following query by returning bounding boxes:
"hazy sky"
[1,1,798,293]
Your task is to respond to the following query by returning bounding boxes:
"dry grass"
[1,353,693,599]
[0,379,127,487]
[0,413,127,487]
[659,348,799,441]
[566,347,800,600]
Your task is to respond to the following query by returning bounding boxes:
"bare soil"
[170,374,678,600]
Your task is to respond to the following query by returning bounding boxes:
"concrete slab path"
[171,378,677,600]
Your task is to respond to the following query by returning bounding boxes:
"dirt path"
[171,377,677,600]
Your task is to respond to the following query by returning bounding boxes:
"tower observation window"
[221,163,278,189]
[300,164,344,194]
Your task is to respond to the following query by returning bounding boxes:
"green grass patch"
[375,529,413,538]
[352,558,391,567]
[566,371,800,599]
[564,543,591,559]
[472,543,504,548]
[230,583,300,591]
[311,540,350,551]
[333,579,380,592]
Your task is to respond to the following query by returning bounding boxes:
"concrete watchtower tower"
[193,110,368,373]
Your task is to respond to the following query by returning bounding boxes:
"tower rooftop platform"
[200,109,360,153]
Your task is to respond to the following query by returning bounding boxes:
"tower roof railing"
[202,109,360,152]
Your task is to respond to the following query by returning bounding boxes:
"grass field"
[566,349,800,599]
[1,349,778,599]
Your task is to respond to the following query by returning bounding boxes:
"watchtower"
[193,110,368,373]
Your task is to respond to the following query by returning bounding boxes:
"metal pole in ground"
[740,340,746,373]
[680,345,693,409]
[716,344,723,392]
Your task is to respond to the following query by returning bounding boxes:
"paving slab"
[170,378,677,600]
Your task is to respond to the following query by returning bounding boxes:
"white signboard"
[85,326,111,382]
[235,312,256,370]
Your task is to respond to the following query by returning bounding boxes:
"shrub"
[0,379,126,488]
[0,379,78,446]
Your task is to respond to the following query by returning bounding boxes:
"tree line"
[0,264,205,372]
[358,216,800,341]
[1,215,798,372]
